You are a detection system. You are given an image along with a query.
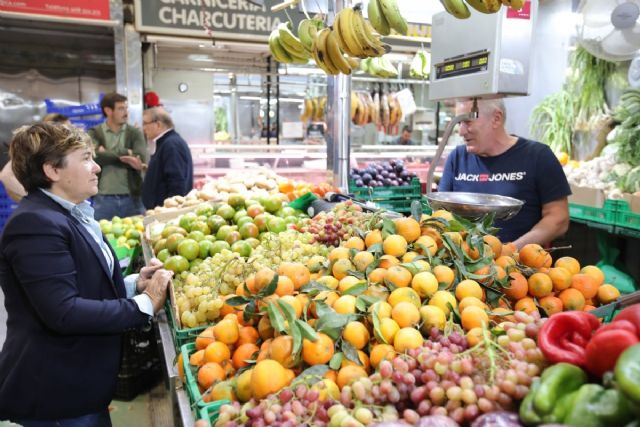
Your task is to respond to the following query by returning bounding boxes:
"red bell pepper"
[585,327,639,377]
[613,304,640,335]
[538,311,600,367]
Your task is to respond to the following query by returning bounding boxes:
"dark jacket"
[0,191,150,420]
[142,129,193,209]
[88,125,146,197]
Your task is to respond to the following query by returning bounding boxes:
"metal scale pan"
[425,191,524,221]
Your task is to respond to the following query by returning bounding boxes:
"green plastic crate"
[615,202,640,232]
[108,238,136,260]
[349,177,422,201]
[181,342,232,411]
[165,303,207,351]
[198,400,231,425]
[569,200,618,227]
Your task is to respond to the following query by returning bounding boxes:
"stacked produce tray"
[569,199,640,237]
[114,327,162,401]
[348,177,422,214]
[181,342,231,422]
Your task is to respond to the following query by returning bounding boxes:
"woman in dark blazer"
[0,123,172,426]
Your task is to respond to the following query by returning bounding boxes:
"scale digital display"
[435,52,490,80]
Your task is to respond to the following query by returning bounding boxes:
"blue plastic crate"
[71,117,104,130]
[45,98,103,117]
[0,183,18,233]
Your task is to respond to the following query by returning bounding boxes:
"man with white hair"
[438,99,571,248]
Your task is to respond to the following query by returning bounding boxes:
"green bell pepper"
[615,343,640,406]
[519,378,542,426]
[564,384,634,427]
[546,389,578,424]
[533,363,587,415]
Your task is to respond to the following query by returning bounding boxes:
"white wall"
[505,0,574,139]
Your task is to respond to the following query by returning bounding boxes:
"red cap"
[144,91,161,108]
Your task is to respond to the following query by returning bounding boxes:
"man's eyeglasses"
[142,120,156,126]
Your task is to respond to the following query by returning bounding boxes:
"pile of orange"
[502,243,619,315]
[278,180,338,201]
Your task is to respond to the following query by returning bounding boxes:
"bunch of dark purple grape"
[350,160,416,188]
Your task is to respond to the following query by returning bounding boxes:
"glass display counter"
[189,143,455,189]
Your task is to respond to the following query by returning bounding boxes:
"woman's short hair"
[10,123,92,192]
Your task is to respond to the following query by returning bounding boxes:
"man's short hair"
[100,92,128,117]
[144,107,174,129]
[10,123,92,192]
[402,126,412,133]
[478,98,507,123]
[43,113,70,124]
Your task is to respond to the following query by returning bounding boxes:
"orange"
[176,353,185,383]
[496,256,516,270]
[482,235,502,260]
[338,276,362,293]
[504,272,529,301]
[254,267,276,293]
[527,272,553,298]
[419,305,447,331]
[432,265,455,288]
[302,332,335,365]
[548,267,572,292]
[369,301,392,319]
[388,287,421,308]
[237,326,259,345]
[333,295,357,314]
[391,301,421,328]
[378,318,400,344]
[420,226,443,249]
[378,255,400,269]
[394,217,421,243]
[558,288,586,311]
[583,304,597,312]
[538,295,563,316]
[232,343,259,369]
[514,297,538,314]
[597,284,620,304]
[428,290,457,316]
[340,350,370,372]
[344,236,365,250]
[189,349,205,367]
[343,321,370,350]
[369,344,395,368]
[317,276,339,290]
[269,335,296,368]
[455,279,483,301]
[488,307,515,323]
[580,265,605,287]
[555,256,581,275]
[365,229,383,248]
[414,235,437,257]
[460,306,489,331]
[332,259,355,280]
[393,327,424,353]
[257,315,274,340]
[519,244,552,268]
[383,234,408,257]
[337,365,368,389]
[501,242,517,257]
[385,266,413,288]
[570,273,598,299]
[312,378,340,401]
[251,359,295,400]
[197,362,226,389]
[195,326,216,351]
[279,295,303,319]
[466,328,484,347]
[458,296,488,313]
[204,341,231,364]
[278,262,311,289]
[235,368,253,402]
[213,317,239,345]
[431,209,454,222]
[353,251,375,272]
[462,241,481,260]
[275,275,295,296]
[411,271,439,298]
[328,247,351,262]
[402,251,420,263]
[368,267,387,284]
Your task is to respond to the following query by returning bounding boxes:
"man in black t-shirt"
[439,99,571,248]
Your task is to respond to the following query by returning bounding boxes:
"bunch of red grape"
[299,201,375,247]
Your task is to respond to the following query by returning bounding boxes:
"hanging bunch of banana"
[387,93,402,135]
[334,6,388,59]
[367,0,408,36]
[300,96,328,123]
[311,27,360,75]
[360,56,398,78]
[440,0,524,19]
[410,50,430,79]
[298,17,325,54]
[268,22,312,64]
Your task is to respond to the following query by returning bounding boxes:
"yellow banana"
[441,0,471,19]
[464,0,493,13]
[278,23,307,57]
[481,0,502,13]
[334,8,366,58]
[350,93,358,121]
[351,8,386,57]
[378,0,408,35]
[368,0,390,36]
[501,0,524,10]
[313,28,340,75]
[268,31,292,63]
[326,28,352,74]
